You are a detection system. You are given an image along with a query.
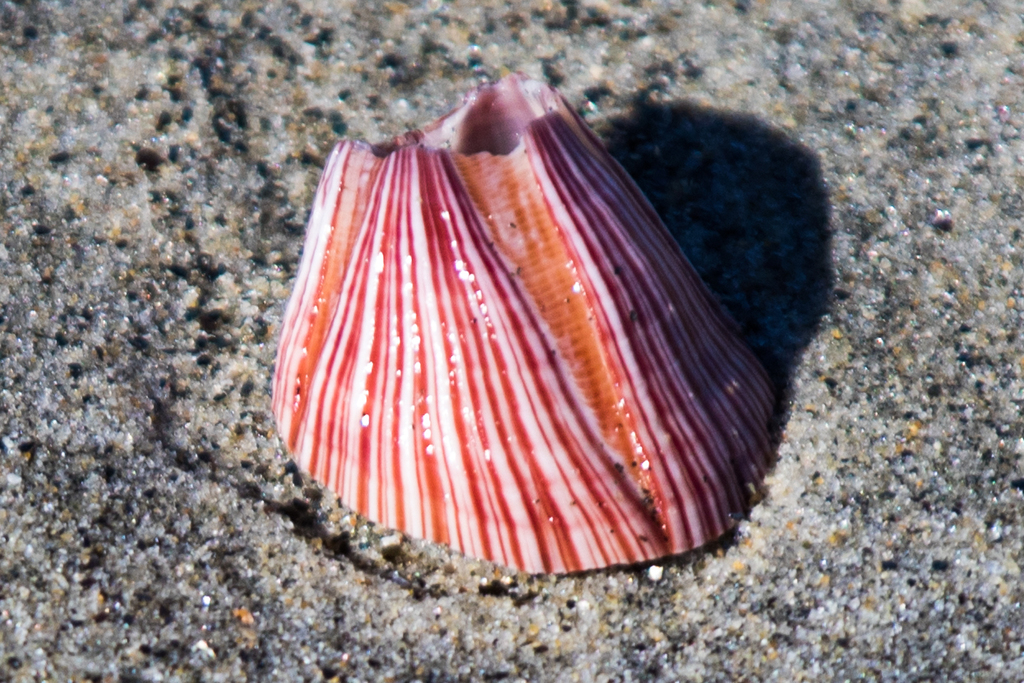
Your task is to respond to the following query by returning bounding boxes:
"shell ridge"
[451,152,668,570]
[553,117,769,540]
[309,150,399,509]
[446,152,632,571]
[291,147,366,482]
[503,148,688,566]
[387,148,421,534]
[274,142,350,448]
[361,152,407,521]
[563,127,774,528]
[460,230,582,570]
[434,150,572,569]
[422,153,504,563]
[527,115,767,548]
[406,150,458,549]
[419,152,503,565]
[523,119,714,544]
[287,143,386,485]
[424,149,554,567]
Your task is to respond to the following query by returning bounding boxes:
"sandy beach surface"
[2,1,1023,680]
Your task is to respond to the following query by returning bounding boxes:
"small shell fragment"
[272,74,774,574]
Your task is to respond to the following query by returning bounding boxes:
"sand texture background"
[2,0,1024,680]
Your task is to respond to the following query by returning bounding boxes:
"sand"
[1,1,1023,680]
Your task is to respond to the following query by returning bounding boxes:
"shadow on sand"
[605,97,832,405]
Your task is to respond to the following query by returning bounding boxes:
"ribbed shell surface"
[272,77,774,574]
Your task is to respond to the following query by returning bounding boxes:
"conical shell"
[272,74,774,574]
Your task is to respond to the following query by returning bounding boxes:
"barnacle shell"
[272,74,774,574]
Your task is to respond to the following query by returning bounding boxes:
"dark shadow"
[605,98,832,401]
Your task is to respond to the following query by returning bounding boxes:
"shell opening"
[412,75,559,156]
[445,81,539,155]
